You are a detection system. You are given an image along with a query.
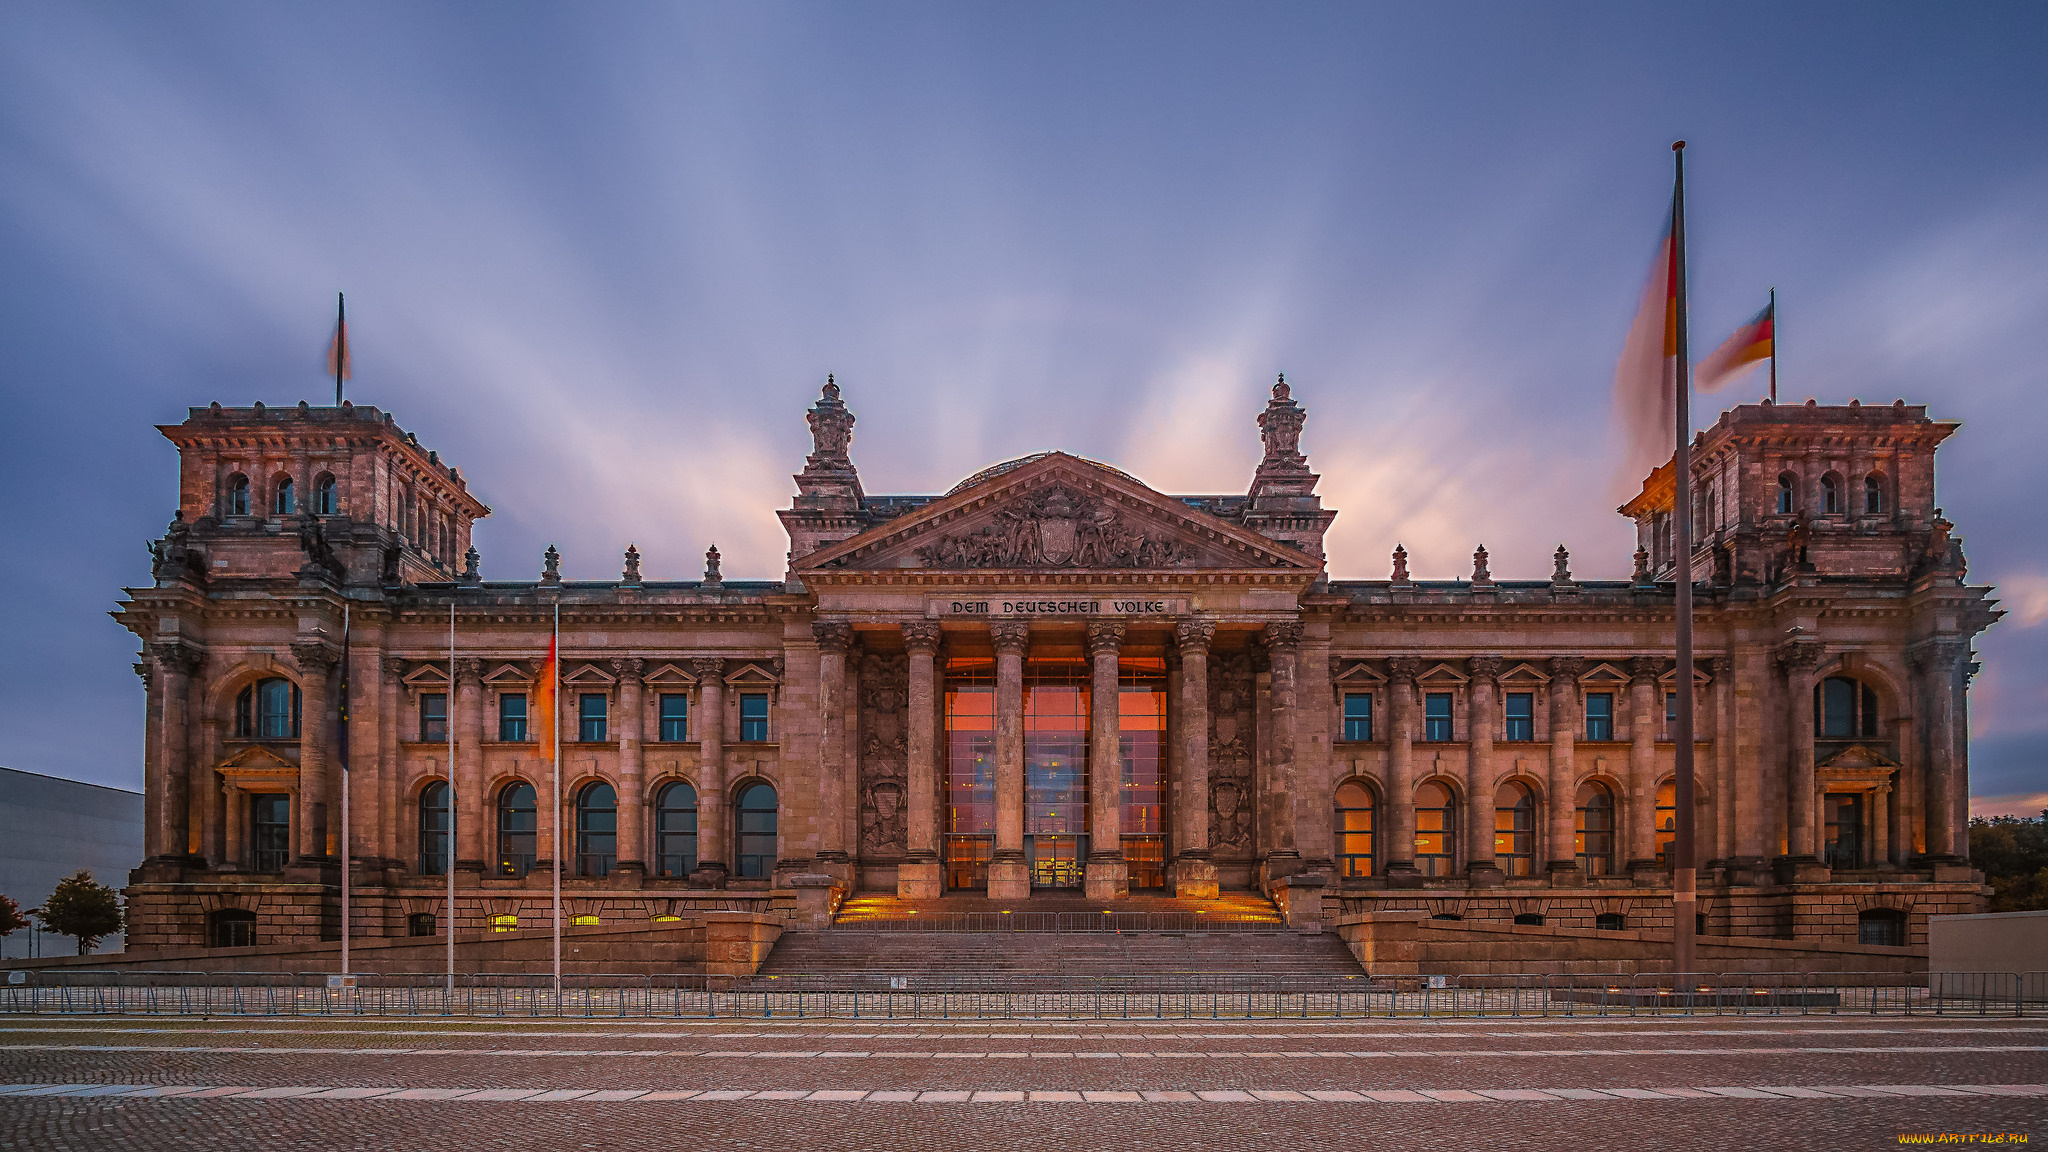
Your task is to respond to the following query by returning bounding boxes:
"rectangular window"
[1342,693,1373,742]
[250,793,291,871]
[578,693,607,742]
[1585,693,1614,742]
[738,692,769,741]
[659,694,689,742]
[498,693,527,742]
[1423,692,1453,742]
[419,693,448,743]
[1504,692,1535,742]
[1665,690,1678,739]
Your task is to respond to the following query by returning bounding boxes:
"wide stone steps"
[757,929,1364,978]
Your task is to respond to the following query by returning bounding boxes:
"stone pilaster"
[1383,656,1421,880]
[898,621,943,899]
[1910,639,1969,866]
[291,638,339,861]
[1709,655,1736,872]
[1777,639,1825,872]
[1172,619,1217,899]
[989,620,1032,900]
[379,656,405,869]
[813,621,853,871]
[1546,656,1583,884]
[1465,655,1503,885]
[1626,656,1662,879]
[1085,620,1128,900]
[453,657,485,872]
[1261,622,1303,878]
[611,657,647,882]
[146,640,203,867]
[692,657,729,884]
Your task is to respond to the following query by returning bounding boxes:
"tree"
[0,894,26,939]
[1968,812,2048,913]
[33,871,123,955]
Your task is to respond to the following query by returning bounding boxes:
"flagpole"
[339,603,351,979]
[552,599,563,994]
[1670,141,1699,979]
[335,293,346,407]
[1767,286,1778,404]
[446,598,457,1003]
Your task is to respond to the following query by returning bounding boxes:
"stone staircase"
[756,890,1364,979]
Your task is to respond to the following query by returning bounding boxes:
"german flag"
[1696,299,1774,392]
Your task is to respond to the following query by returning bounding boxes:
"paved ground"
[0,1015,2041,1150]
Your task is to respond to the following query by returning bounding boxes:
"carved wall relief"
[857,651,909,855]
[1208,651,1255,855]
[911,484,1192,569]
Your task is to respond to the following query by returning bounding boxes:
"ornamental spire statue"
[793,374,863,508]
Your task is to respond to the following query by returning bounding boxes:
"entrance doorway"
[1028,834,1084,888]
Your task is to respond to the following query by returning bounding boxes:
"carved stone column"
[379,657,405,869]
[989,620,1032,900]
[612,657,647,881]
[692,657,729,884]
[1172,619,1218,899]
[898,621,943,899]
[1910,639,1968,865]
[1384,656,1421,878]
[453,657,486,872]
[135,659,166,860]
[1261,622,1303,880]
[147,641,203,865]
[1466,656,1503,884]
[1546,656,1583,883]
[1710,655,1736,870]
[1626,657,1662,878]
[223,781,244,869]
[1085,621,1129,900]
[814,620,853,871]
[292,639,338,861]
[1778,640,1824,867]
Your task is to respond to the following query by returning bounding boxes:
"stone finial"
[805,375,856,467]
[1255,372,1308,472]
[1631,544,1652,588]
[1552,544,1572,585]
[541,544,561,586]
[621,543,642,586]
[1391,544,1411,586]
[1471,544,1492,586]
[703,543,723,588]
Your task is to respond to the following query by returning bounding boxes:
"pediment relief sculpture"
[911,483,1193,570]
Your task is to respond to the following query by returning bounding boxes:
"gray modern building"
[0,767,144,958]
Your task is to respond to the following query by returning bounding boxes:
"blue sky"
[1,3,2043,811]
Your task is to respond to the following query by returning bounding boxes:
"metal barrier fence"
[2,970,2043,1019]
[836,912,1287,933]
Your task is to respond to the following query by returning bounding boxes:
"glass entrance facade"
[1119,657,1168,888]
[1025,657,1088,887]
[944,656,996,890]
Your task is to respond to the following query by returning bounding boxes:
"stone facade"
[114,380,1999,954]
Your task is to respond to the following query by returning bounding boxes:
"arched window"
[1493,781,1536,877]
[1334,780,1375,878]
[1655,780,1677,867]
[418,781,451,876]
[735,782,778,879]
[1594,912,1626,931]
[272,474,295,515]
[1858,908,1906,947]
[208,908,257,948]
[315,473,338,515]
[656,781,698,878]
[1575,781,1615,876]
[407,912,437,937]
[497,782,537,877]
[1821,472,1842,515]
[1816,675,1880,738]
[227,473,250,517]
[1775,472,1795,515]
[236,677,302,739]
[1414,781,1456,877]
[576,782,617,877]
[1864,473,1884,515]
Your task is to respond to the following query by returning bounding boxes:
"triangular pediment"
[796,452,1318,573]
[219,745,297,772]
[483,663,531,686]
[646,663,697,686]
[1499,662,1552,686]
[1819,743,1901,771]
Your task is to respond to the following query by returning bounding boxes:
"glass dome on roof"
[944,452,1144,496]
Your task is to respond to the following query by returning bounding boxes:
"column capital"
[1776,641,1824,675]
[609,656,645,684]
[1262,621,1303,650]
[1628,656,1661,685]
[901,620,943,654]
[149,639,204,676]
[453,657,485,685]
[990,620,1032,654]
[133,660,152,686]
[1385,655,1422,684]
[1709,654,1735,677]
[290,639,339,675]
[812,619,854,653]
[1547,655,1584,681]
[1467,654,1504,681]
[1907,637,1967,674]
[691,656,727,681]
[1172,618,1215,654]
[382,655,409,679]
[1085,620,1127,657]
